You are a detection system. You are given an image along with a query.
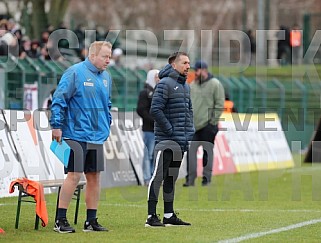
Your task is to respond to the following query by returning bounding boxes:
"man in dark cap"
[184,60,225,187]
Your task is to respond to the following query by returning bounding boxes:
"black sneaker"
[183,183,194,187]
[54,218,75,233]
[163,213,191,226]
[83,218,108,232]
[145,214,165,227]
[202,177,210,186]
[202,181,210,186]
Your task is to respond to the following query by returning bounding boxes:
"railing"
[0,54,319,150]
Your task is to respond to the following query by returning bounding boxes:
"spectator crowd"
[0,17,121,63]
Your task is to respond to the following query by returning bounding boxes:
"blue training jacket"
[50,58,112,144]
[150,64,195,152]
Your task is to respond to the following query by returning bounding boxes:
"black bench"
[15,179,86,230]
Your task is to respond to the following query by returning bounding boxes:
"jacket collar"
[159,64,187,84]
[170,69,187,84]
[84,58,101,74]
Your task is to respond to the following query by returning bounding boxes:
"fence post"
[272,78,285,120]
[295,79,308,146]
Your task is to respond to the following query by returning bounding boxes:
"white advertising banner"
[102,111,144,188]
[0,110,144,197]
[0,111,21,196]
[0,110,64,197]
[0,111,294,198]
[210,113,294,175]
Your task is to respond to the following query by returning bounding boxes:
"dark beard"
[197,75,206,83]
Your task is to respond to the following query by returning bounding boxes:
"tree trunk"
[1,0,10,17]
[30,0,47,39]
[48,0,70,28]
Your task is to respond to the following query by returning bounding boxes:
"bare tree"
[29,0,47,39]
[48,0,70,28]
[0,0,10,16]
[1,0,70,39]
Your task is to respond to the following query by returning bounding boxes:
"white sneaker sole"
[83,229,108,232]
[164,224,191,227]
[83,229,97,232]
[53,227,75,233]
[144,224,165,227]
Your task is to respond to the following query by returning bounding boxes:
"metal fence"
[0,55,319,151]
[217,75,320,150]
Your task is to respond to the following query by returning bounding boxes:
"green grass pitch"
[1,154,321,242]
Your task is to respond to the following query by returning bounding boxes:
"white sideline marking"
[218,218,321,243]
[2,202,321,215]
[98,204,321,214]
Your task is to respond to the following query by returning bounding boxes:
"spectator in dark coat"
[242,29,256,65]
[137,69,160,186]
[276,25,291,65]
[26,40,41,58]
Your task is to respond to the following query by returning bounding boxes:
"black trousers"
[186,124,218,185]
[147,148,183,215]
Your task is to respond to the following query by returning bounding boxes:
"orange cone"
[0,228,5,234]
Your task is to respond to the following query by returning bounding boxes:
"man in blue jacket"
[50,41,112,233]
[145,52,195,227]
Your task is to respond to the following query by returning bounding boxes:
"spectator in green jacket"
[184,60,225,187]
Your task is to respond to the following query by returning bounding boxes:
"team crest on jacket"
[103,79,108,87]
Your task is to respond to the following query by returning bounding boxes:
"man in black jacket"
[145,52,194,227]
[137,69,159,186]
